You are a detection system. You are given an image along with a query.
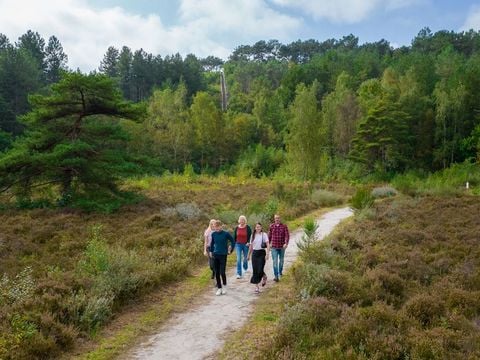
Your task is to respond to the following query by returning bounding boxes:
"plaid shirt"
[268,223,289,249]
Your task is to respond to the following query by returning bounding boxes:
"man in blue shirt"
[210,220,235,295]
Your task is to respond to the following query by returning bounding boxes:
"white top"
[251,232,269,250]
[204,228,213,246]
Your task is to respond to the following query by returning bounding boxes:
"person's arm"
[227,232,234,254]
[203,230,209,256]
[232,226,237,243]
[265,234,270,260]
[284,224,290,247]
[210,233,215,257]
[248,234,253,260]
[246,225,252,245]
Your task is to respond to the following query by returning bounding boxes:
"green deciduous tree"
[147,83,193,171]
[190,91,226,170]
[321,72,360,157]
[433,47,468,168]
[286,81,323,180]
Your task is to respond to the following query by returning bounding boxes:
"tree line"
[0,27,480,208]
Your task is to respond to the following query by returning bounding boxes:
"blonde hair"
[209,219,216,227]
[238,215,247,223]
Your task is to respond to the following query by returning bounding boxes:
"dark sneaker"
[274,277,279,282]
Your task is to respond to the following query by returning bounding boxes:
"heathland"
[1,27,480,359]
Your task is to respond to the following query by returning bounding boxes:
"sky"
[1,0,480,72]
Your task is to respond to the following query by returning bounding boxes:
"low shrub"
[0,267,36,306]
[275,297,342,351]
[336,302,410,360]
[174,202,202,220]
[310,189,344,207]
[350,187,375,210]
[366,268,406,306]
[371,186,398,198]
[404,293,446,327]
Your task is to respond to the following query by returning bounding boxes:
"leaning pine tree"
[0,72,143,207]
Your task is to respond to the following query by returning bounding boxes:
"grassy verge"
[217,272,296,360]
[69,267,213,360]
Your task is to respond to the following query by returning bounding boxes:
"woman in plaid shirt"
[268,214,289,282]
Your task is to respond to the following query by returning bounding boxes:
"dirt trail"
[127,207,353,360]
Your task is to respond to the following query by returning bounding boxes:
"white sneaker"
[221,287,227,295]
[216,288,222,296]
[236,274,241,279]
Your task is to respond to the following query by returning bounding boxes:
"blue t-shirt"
[210,230,234,255]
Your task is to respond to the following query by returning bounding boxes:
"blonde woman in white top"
[247,223,270,293]
[204,219,216,279]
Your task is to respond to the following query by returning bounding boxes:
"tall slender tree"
[99,46,119,78]
[45,35,68,84]
[286,81,323,180]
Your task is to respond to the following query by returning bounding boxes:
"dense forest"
[1,27,480,208]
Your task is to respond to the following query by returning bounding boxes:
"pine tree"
[0,73,142,202]
[99,46,120,77]
[45,36,68,84]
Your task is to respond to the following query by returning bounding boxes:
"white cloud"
[270,0,422,23]
[461,5,480,31]
[0,0,301,72]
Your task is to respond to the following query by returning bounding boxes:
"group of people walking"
[203,214,290,295]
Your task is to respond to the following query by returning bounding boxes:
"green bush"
[69,190,142,213]
[350,187,375,210]
[236,144,285,178]
[391,161,480,197]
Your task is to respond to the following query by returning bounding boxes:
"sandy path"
[127,207,353,360]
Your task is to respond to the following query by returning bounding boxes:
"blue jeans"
[235,243,249,276]
[271,248,285,278]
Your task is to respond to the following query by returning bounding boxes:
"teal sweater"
[210,230,234,255]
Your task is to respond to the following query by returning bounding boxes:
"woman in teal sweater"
[209,220,235,295]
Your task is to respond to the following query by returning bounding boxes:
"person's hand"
[283,243,288,249]
[203,250,207,256]
[228,245,232,253]
[209,252,213,258]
